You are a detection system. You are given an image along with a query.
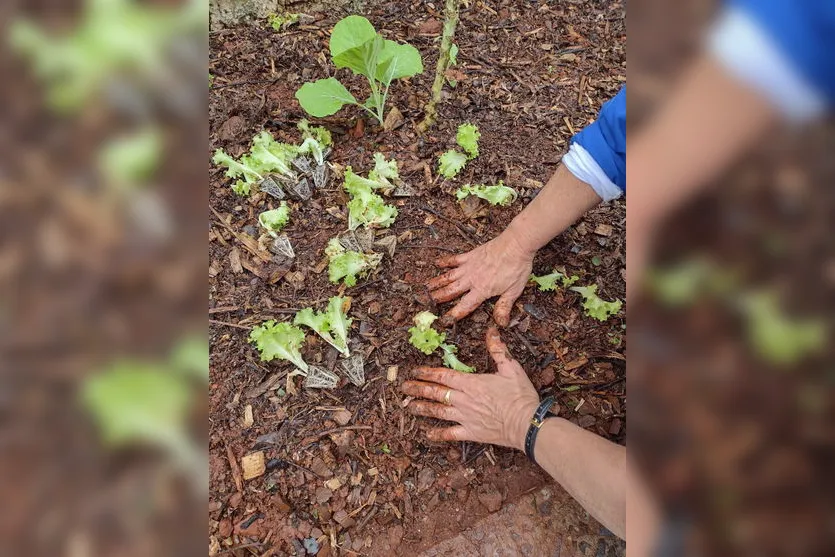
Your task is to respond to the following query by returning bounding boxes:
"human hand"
[427,232,534,326]
[401,327,540,451]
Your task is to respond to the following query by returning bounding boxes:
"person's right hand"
[427,232,535,326]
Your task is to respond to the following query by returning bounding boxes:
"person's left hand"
[401,327,540,451]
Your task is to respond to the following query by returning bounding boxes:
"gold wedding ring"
[443,388,452,405]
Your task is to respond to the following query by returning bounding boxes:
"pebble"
[304,538,320,555]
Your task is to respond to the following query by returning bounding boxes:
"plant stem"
[418,0,460,133]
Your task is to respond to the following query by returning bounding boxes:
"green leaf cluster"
[268,12,300,31]
[439,123,481,178]
[258,202,291,236]
[455,181,517,206]
[530,269,580,291]
[295,15,423,124]
[213,126,331,196]
[343,162,399,230]
[294,296,353,356]
[325,238,383,287]
[249,320,309,372]
[408,312,474,372]
[570,285,623,321]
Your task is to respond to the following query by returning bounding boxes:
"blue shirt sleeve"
[569,86,626,192]
[730,0,835,104]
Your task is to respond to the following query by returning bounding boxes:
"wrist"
[499,219,539,260]
[511,400,539,452]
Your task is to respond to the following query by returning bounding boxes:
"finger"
[486,326,518,375]
[407,400,461,422]
[426,425,470,443]
[426,268,463,291]
[401,380,455,403]
[436,253,467,268]
[493,291,518,327]
[443,290,484,323]
[430,280,469,303]
[412,367,473,391]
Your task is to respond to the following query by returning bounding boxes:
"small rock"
[315,487,333,503]
[241,452,266,480]
[417,467,436,492]
[383,106,405,131]
[218,519,233,538]
[309,457,333,479]
[304,537,320,555]
[477,489,503,512]
[332,409,352,426]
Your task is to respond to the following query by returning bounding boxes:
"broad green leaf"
[438,150,468,178]
[333,34,384,77]
[376,40,423,85]
[295,77,357,117]
[329,15,377,59]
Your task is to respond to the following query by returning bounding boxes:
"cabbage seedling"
[295,15,423,125]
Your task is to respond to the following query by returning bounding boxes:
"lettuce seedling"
[440,343,475,373]
[293,296,353,356]
[268,12,300,31]
[295,15,423,125]
[258,202,291,237]
[325,238,382,286]
[213,131,300,196]
[530,269,579,291]
[408,311,446,355]
[456,181,517,206]
[368,153,399,192]
[456,123,480,159]
[570,285,623,321]
[438,150,468,179]
[249,320,309,372]
[297,120,332,165]
[343,167,398,229]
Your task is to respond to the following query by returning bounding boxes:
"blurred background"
[0,0,207,555]
[629,0,834,555]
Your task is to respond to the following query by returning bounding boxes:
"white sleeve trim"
[707,6,827,122]
[563,143,623,202]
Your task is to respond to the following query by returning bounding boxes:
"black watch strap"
[524,396,557,465]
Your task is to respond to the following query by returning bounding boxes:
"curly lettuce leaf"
[212,148,262,194]
[440,343,475,373]
[455,181,517,206]
[438,150,468,179]
[456,123,480,159]
[325,239,382,286]
[570,285,623,321]
[250,131,298,177]
[294,306,348,357]
[368,152,399,191]
[343,168,398,229]
[325,296,353,355]
[530,270,579,291]
[298,119,333,147]
[408,311,446,355]
[249,320,309,372]
[258,202,291,236]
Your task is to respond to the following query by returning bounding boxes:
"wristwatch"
[524,396,558,465]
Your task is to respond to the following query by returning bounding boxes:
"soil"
[209,1,626,555]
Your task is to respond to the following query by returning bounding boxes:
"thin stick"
[210,319,251,331]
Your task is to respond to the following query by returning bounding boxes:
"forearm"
[534,418,626,538]
[502,165,602,256]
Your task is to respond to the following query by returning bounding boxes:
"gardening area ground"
[209,1,626,555]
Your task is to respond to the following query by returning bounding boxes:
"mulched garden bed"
[210,1,625,555]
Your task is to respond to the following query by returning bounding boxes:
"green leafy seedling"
[570,285,622,322]
[258,202,291,237]
[325,238,383,286]
[530,270,580,291]
[295,15,423,125]
[455,181,517,206]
